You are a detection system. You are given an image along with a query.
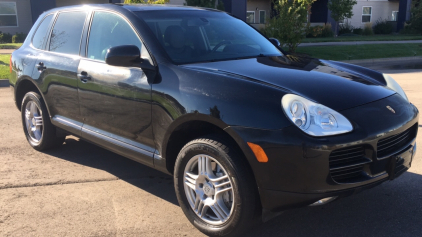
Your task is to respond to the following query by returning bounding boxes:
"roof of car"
[121,4,220,12]
[44,3,221,14]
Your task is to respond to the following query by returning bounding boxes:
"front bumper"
[232,94,419,212]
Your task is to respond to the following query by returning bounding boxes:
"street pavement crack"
[0,176,162,190]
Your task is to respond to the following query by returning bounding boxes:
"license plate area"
[388,145,414,180]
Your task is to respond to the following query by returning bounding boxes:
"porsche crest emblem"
[386,106,395,114]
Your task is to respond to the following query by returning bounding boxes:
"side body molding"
[51,116,155,168]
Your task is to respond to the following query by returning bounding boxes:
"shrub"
[321,23,334,37]
[338,21,354,35]
[352,28,363,35]
[306,26,324,38]
[12,32,27,43]
[400,23,420,34]
[0,32,13,43]
[362,22,374,35]
[265,0,316,52]
[373,18,393,34]
[260,27,272,38]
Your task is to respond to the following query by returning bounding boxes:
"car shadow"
[44,137,178,206]
[244,171,422,236]
[45,137,422,236]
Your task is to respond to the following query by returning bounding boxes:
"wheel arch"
[162,114,259,182]
[14,77,49,114]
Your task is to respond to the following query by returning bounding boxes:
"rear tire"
[21,92,65,151]
[174,136,258,237]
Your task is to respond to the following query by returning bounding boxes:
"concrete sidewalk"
[0,49,15,54]
[340,56,422,66]
[299,40,422,47]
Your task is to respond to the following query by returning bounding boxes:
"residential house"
[340,0,410,31]
[308,0,411,32]
[0,0,121,34]
[0,0,413,35]
[236,0,412,32]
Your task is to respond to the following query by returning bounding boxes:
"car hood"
[181,55,396,111]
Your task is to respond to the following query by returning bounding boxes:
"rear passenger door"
[32,11,88,135]
[78,11,155,166]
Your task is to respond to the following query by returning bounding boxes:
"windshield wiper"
[232,54,268,60]
[181,54,270,65]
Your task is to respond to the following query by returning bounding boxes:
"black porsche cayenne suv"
[9,4,418,236]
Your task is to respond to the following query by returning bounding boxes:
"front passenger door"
[78,11,155,166]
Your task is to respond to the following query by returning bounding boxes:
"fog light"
[309,196,337,206]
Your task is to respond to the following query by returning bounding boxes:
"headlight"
[281,94,353,136]
[383,74,408,102]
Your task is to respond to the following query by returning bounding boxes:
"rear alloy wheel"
[174,137,258,237]
[21,92,65,150]
[24,100,43,144]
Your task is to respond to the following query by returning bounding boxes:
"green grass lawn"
[0,43,22,49]
[0,54,11,79]
[302,34,422,43]
[293,43,422,61]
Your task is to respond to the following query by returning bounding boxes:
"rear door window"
[49,11,87,55]
[32,14,54,49]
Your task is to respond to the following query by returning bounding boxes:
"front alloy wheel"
[184,154,234,224]
[174,137,258,237]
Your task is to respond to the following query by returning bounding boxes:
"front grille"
[377,125,416,158]
[329,145,371,183]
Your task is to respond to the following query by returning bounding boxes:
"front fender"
[151,63,293,157]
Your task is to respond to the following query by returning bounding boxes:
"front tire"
[21,92,65,151]
[174,137,258,237]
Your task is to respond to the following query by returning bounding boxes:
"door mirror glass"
[105,45,140,67]
[269,38,280,47]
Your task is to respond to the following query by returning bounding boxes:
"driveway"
[1,66,421,236]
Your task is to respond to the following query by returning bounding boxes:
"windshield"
[135,10,282,64]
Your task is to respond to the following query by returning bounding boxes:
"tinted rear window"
[32,14,53,49]
[49,11,87,55]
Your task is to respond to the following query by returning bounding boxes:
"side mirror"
[269,38,281,47]
[105,45,155,71]
[105,45,141,67]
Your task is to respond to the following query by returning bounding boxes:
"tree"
[327,0,357,36]
[124,0,169,4]
[185,0,225,10]
[264,0,316,53]
[409,0,422,34]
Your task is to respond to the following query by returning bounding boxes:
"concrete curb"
[340,56,422,65]
[299,40,422,47]
[0,79,9,87]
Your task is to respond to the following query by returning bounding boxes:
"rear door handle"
[36,62,46,72]
[77,71,91,83]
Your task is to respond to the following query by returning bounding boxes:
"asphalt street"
[1,64,421,236]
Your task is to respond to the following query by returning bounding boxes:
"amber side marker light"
[9,55,12,73]
[247,142,269,163]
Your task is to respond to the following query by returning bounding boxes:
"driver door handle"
[36,62,47,72]
[78,71,91,83]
